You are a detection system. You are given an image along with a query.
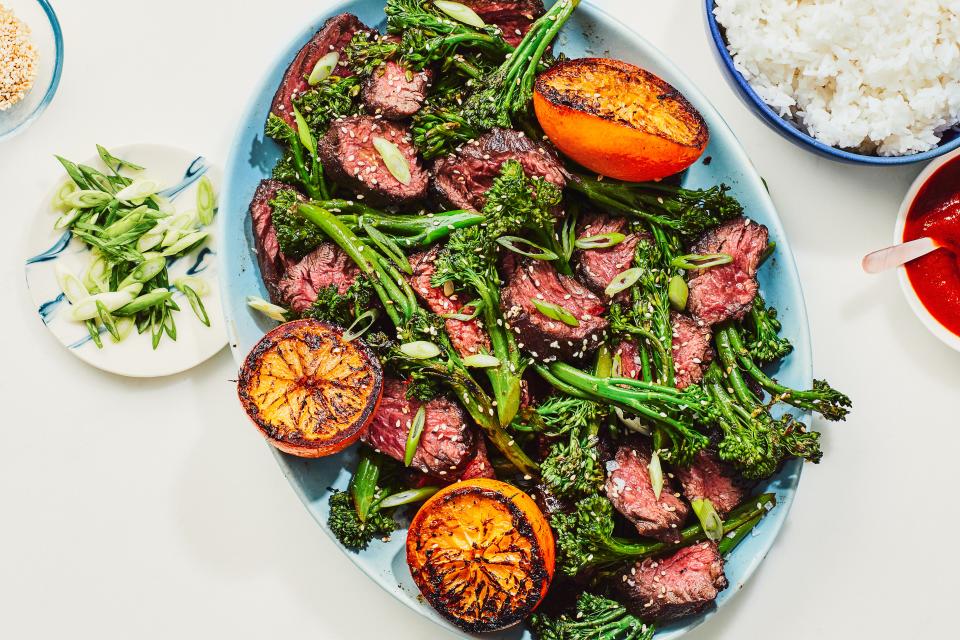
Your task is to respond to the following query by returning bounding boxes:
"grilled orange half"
[406,478,555,632]
[534,57,709,182]
[237,319,383,458]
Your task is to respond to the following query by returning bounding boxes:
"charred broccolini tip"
[265,113,328,200]
[703,362,822,480]
[535,396,607,500]
[413,0,578,157]
[570,175,743,238]
[551,492,777,576]
[743,295,794,364]
[301,279,375,327]
[430,160,564,427]
[535,362,712,467]
[343,0,512,76]
[717,325,851,421]
[530,592,655,640]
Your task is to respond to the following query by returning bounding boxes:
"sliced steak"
[318,116,429,205]
[617,542,727,622]
[407,247,491,357]
[605,444,689,543]
[457,437,496,481]
[462,1,545,46]
[671,312,713,389]
[270,13,369,127]
[687,217,769,325]
[501,256,607,361]
[673,450,749,518]
[362,378,475,478]
[574,212,642,297]
[249,179,298,302]
[363,60,432,119]
[431,128,567,212]
[614,339,643,380]
[276,242,360,313]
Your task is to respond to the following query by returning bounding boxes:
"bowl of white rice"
[706,0,960,164]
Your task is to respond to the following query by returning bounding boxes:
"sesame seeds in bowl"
[0,0,62,141]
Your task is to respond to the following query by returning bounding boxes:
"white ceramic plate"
[25,143,227,377]
[894,146,960,352]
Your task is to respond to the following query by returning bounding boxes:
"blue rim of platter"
[0,0,64,141]
[220,1,814,637]
[704,0,960,165]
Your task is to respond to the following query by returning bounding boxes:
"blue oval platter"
[219,1,813,637]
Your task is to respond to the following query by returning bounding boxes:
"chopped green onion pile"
[50,146,217,349]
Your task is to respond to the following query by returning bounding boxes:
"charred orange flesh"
[406,479,555,632]
[237,319,382,457]
[534,57,709,181]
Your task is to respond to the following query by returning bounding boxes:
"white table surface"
[2,1,956,638]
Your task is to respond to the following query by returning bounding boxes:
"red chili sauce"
[903,157,960,337]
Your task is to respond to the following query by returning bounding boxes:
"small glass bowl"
[0,0,63,141]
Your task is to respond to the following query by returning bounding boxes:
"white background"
[2,1,956,638]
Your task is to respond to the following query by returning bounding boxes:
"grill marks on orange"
[533,58,709,181]
[406,479,555,632]
[238,319,383,457]
[544,64,703,148]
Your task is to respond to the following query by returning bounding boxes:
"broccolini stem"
[721,326,852,421]
[298,203,417,328]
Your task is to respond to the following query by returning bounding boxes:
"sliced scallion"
[668,275,688,311]
[113,289,173,317]
[64,190,113,209]
[575,232,626,250]
[54,208,81,230]
[55,264,89,304]
[441,300,483,322]
[308,51,340,86]
[161,230,208,257]
[648,450,664,500]
[531,298,580,327]
[691,498,724,542]
[378,486,440,509]
[196,176,216,225]
[372,136,412,185]
[434,0,486,27]
[173,276,209,297]
[112,317,135,343]
[344,309,379,342]
[115,179,161,202]
[177,283,210,327]
[119,256,167,288]
[463,353,501,368]
[246,296,288,322]
[604,267,642,297]
[96,301,122,341]
[671,253,734,271]
[399,341,441,359]
[70,290,137,321]
[293,105,316,155]
[51,181,76,211]
[496,236,559,260]
[404,406,427,466]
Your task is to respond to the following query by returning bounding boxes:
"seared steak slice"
[270,13,369,127]
[501,256,607,360]
[687,217,769,325]
[362,378,475,478]
[605,444,689,543]
[671,312,713,389]
[363,60,432,119]
[407,247,491,357]
[574,212,642,297]
[614,339,643,380]
[276,242,360,313]
[462,1,545,46]
[618,542,728,622]
[318,116,429,205]
[249,179,298,302]
[431,128,567,212]
[457,437,496,480]
[673,450,749,518]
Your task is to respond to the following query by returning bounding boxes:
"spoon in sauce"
[861,237,943,273]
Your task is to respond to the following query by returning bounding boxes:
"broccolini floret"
[530,592,655,640]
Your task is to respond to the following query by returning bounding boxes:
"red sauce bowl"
[896,149,960,351]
